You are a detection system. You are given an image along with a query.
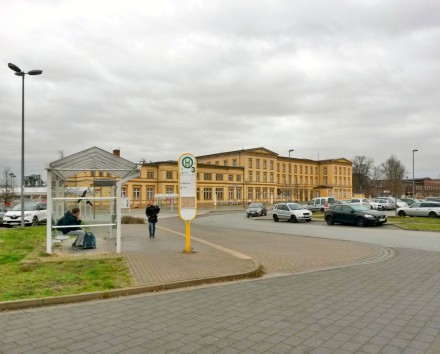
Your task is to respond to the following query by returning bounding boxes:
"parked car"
[246,203,267,217]
[395,199,409,208]
[305,197,336,213]
[425,197,440,203]
[397,202,440,218]
[399,198,422,206]
[373,197,408,209]
[3,202,48,227]
[273,202,312,223]
[0,205,7,225]
[325,204,387,227]
[370,198,395,210]
[348,198,371,207]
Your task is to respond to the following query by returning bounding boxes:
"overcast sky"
[1,0,439,183]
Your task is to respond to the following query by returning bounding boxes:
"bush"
[121,216,145,224]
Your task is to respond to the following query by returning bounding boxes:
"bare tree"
[380,155,407,196]
[0,166,17,206]
[370,166,382,197]
[352,156,374,194]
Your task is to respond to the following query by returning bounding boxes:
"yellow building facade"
[66,147,352,209]
[122,147,352,208]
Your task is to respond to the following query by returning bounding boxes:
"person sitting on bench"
[61,207,85,247]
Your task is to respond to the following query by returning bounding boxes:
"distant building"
[403,178,440,198]
[65,147,353,208]
[120,147,352,208]
[24,174,45,187]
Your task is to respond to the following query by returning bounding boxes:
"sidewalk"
[0,206,382,310]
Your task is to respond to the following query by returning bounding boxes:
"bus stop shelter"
[45,147,139,254]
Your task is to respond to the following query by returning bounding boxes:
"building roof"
[47,146,139,180]
[197,147,279,159]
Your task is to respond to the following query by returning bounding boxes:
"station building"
[108,147,353,208]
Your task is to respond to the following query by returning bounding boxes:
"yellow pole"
[185,220,191,253]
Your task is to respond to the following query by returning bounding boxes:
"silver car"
[273,202,312,223]
[246,203,267,217]
[397,202,440,218]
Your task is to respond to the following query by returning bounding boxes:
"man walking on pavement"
[145,200,160,238]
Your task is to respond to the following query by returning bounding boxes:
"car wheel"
[247,213,250,218]
[378,205,384,211]
[289,215,298,223]
[31,216,39,226]
[356,217,366,227]
[325,216,334,225]
[273,214,279,222]
[305,219,312,222]
[320,207,325,213]
[397,210,406,217]
[429,212,437,218]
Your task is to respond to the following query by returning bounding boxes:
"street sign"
[178,153,197,253]
[178,153,197,221]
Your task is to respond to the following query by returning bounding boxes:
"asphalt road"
[193,211,440,252]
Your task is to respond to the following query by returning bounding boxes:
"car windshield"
[11,203,39,211]
[351,205,371,211]
[249,203,262,208]
[287,203,302,210]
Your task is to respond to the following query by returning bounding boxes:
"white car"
[3,202,48,227]
[370,198,397,210]
[348,198,371,207]
[397,202,440,218]
[273,202,312,223]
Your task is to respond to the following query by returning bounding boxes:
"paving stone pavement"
[1,247,440,353]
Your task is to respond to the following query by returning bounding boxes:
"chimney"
[113,149,120,157]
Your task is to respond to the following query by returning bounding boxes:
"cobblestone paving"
[1,248,440,353]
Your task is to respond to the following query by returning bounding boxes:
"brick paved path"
[1,247,440,353]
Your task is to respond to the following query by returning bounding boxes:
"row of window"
[144,171,351,187]
[126,185,351,202]
[210,158,351,176]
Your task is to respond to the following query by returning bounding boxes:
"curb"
[0,262,263,311]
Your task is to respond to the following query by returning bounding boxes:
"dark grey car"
[325,204,387,227]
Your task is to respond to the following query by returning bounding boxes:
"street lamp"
[8,63,43,227]
[288,149,294,200]
[9,172,16,188]
[412,149,418,199]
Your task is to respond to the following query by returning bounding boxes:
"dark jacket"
[61,211,82,234]
[146,205,160,223]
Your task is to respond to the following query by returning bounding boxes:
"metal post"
[289,149,294,201]
[412,149,418,198]
[20,74,25,227]
[8,63,43,227]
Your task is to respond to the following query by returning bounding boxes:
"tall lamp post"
[8,63,43,227]
[288,149,294,200]
[9,172,16,188]
[412,149,418,199]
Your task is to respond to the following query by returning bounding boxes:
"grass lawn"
[313,212,440,231]
[0,226,131,302]
[387,216,440,231]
